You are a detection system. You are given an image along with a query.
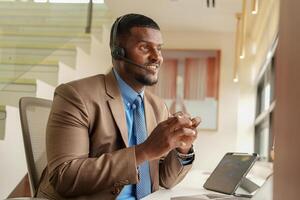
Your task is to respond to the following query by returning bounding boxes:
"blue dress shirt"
[113,69,194,199]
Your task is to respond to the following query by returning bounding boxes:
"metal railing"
[85,0,93,33]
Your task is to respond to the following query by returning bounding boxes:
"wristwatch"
[175,146,195,160]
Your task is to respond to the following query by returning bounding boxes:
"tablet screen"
[203,153,258,194]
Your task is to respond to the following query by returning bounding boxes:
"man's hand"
[135,112,201,165]
[172,112,201,154]
[175,113,201,154]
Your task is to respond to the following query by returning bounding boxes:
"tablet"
[203,152,258,195]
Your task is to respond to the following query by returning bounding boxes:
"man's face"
[118,27,163,89]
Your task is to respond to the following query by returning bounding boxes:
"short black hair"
[109,13,160,50]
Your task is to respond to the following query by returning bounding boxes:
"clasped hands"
[135,111,201,165]
[172,112,201,154]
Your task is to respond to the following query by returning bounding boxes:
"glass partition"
[0,0,109,139]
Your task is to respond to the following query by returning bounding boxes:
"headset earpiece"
[111,46,125,59]
[111,16,126,60]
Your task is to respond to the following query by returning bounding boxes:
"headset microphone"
[119,55,147,70]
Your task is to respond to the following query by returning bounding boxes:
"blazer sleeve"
[158,104,193,189]
[46,84,139,197]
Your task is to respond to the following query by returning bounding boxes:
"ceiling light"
[233,77,239,83]
[207,0,215,8]
[251,0,259,14]
[234,13,242,83]
[239,0,247,59]
[251,42,257,55]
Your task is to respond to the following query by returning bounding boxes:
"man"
[37,13,201,200]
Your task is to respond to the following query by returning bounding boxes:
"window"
[254,55,276,162]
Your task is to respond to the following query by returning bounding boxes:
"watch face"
[176,147,195,160]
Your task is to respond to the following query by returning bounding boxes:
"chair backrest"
[19,97,52,195]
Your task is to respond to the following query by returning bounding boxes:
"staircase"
[0,1,113,198]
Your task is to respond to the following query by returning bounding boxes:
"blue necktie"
[133,95,151,199]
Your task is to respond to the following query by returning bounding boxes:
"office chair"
[19,97,52,196]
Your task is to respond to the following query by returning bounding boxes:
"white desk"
[143,161,273,200]
[143,170,215,200]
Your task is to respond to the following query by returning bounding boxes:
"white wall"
[0,106,27,199]
[36,79,55,100]
[236,85,255,153]
[163,30,241,171]
[75,24,112,79]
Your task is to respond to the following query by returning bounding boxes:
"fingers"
[173,111,191,119]
[173,127,196,137]
[161,113,201,142]
[160,116,178,126]
[175,132,198,149]
[171,112,201,129]
[176,141,187,148]
[145,113,199,160]
[168,115,193,132]
[191,117,201,128]
[164,113,201,134]
[175,134,197,148]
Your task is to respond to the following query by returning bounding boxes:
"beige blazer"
[37,70,192,200]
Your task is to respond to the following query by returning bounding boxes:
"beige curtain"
[184,58,207,100]
[148,59,177,99]
[206,55,220,100]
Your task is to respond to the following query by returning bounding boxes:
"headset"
[111,15,126,60]
[110,15,146,69]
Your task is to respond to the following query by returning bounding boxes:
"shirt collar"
[113,68,144,107]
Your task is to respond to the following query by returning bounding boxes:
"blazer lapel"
[144,93,156,137]
[144,92,159,191]
[105,70,128,147]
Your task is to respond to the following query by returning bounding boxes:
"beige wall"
[244,0,280,84]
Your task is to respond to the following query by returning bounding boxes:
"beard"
[125,62,159,86]
[135,73,158,86]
